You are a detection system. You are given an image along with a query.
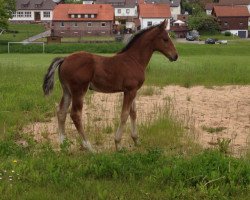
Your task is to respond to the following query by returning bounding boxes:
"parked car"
[186,30,200,41]
[186,35,196,41]
[216,40,228,45]
[205,38,216,44]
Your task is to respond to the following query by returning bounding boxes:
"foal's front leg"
[115,90,137,151]
[130,100,140,146]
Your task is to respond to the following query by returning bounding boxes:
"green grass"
[0,43,250,199]
[0,24,46,44]
[199,33,239,41]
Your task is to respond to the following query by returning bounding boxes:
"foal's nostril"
[174,54,178,61]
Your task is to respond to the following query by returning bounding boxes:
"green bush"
[224,31,232,36]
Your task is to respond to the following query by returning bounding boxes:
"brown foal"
[43,20,178,152]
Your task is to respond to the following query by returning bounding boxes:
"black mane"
[118,24,160,54]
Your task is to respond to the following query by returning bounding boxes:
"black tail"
[43,57,64,96]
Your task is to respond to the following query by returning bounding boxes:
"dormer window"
[21,4,29,8]
[21,0,30,8]
[35,4,42,8]
[69,13,97,19]
[224,22,228,26]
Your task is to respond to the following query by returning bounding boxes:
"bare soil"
[23,85,250,155]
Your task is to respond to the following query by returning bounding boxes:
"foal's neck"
[124,40,154,70]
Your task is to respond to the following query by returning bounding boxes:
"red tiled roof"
[219,0,250,5]
[213,6,250,17]
[139,3,171,18]
[53,4,114,21]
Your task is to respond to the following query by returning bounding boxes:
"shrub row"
[0,42,125,54]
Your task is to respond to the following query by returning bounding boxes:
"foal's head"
[152,20,178,62]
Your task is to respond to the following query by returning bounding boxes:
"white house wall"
[115,7,137,17]
[140,18,170,30]
[9,10,53,21]
[221,29,248,38]
[170,6,181,20]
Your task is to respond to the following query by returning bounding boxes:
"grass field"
[0,24,46,44]
[0,43,250,199]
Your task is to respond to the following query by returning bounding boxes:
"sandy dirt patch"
[23,85,250,155]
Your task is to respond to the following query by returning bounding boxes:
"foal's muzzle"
[169,54,178,62]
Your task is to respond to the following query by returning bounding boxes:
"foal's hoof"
[115,141,122,151]
[133,138,141,147]
[82,141,96,153]
[59,134,65,144]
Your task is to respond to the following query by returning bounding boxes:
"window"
[239,22,243,26]
[43,12,50,18]
[25,12,31,18]
[12,11,17,18]
[87,22,92,27]
[126,9,130,14]
[101,22,106,27]
[224,22,228,26]
[147,21,152,26]
[74,22,78,27]
[78,14,81,18]
[60,22,64,27]
[17,12,24,18]
[85,14,88,18]
[91,14,95,18]
[71,14,75,18]
[118,9,121,14]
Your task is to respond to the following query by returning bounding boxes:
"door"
[35,12,41,21]
[238,31,246,38]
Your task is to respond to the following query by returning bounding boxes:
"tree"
[0,0,15,30]
[188,13,220,34]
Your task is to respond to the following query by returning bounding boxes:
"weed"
[202,126,227,134]
[217,138,232,154]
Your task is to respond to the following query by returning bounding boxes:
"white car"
[216,40,228,44]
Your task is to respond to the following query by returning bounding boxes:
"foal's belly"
[89,82,123,93]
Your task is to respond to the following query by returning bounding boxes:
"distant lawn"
[36,36,115,43]
[0,24,46,44]
[199,32,239,41]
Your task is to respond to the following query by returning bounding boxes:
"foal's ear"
[160,19,168,30]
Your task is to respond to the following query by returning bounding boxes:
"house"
[95,0,138,20]
[212,6,250,38]
[219,0,250,25]
[138,3,171,29]
[170,20,188,38]
[205,1,250,17]
[52,4,114,37]
[144,0,181,20]
[95,0,138,30]
[82,0,96,4]
[205,3,218,15]
[9,0,57,23]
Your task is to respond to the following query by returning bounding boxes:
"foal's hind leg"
[57,87,71,144]
[130,100,140,146]
[70,84,95,152]
[115,90,137,151]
